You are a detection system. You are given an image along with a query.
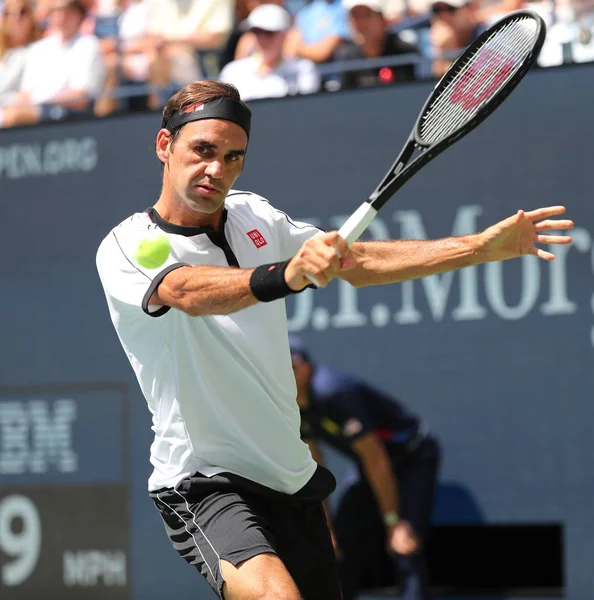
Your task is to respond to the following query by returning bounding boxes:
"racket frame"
[365,9,546,216]
[316,10,546,277]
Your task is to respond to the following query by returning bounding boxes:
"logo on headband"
[183,103,206,114]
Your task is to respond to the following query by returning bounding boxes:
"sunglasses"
[431,4,459,14]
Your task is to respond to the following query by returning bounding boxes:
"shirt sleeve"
[0,48,27,102]
[96,228,188,318]
[268,205,325,261]
[19,42,40,96]
[333,7,351,40]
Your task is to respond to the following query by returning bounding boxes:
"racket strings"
[422,20,534,141]
[421,19,535,141]
[422,20,533,137]
[426,24,533,139]
[419,16,538,144]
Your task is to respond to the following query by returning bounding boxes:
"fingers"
[535,219,574,231]
[529,246,556,261]
[535,234,572,244]
[523,206,566,221]
[291,233,354,289]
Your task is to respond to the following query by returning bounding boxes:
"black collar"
[145,207,228,237]
[145,207,239,268]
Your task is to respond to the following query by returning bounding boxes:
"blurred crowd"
[0,0,593,129]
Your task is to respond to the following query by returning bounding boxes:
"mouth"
[195,183,219,196]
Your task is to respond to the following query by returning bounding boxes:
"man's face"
[50,2,84,38]
[252,28,286,59]
[159,119,248,218]
[431,2,466,29]
[349,5,385,42]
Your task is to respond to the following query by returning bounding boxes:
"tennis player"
[95,80,573,600]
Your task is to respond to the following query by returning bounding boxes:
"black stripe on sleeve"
[141,263,190,317]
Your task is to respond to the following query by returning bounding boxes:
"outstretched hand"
[479,206,573,262]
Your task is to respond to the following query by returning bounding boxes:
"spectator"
[219,0,255,67]
[0,0,105,128]
[335,0,419,90]
[290,336,440,600]
[383,0,433,23]
[95,0,154,116]
[219,4,320,101]
[145,0,234,93]
[429,0,484,77]
[284,0,351,64]
[0,0,43,107]
[224,0,286,64]
[476,0,524,25]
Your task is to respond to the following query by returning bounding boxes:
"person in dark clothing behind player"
[290,336,440,600]
[334,0,419,90]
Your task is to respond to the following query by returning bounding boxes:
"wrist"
[464,232,487,264]
[249,260,294,302]
[383,511,400,528]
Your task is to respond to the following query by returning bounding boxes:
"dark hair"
[161,81,250,149]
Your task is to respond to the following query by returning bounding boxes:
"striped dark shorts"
[150,466,341,599]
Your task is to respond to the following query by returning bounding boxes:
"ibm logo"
[0,399,78,475]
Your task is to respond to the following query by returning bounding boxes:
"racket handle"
[304,203,378,288]
[338,202,378,246]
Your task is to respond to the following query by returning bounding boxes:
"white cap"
[242,4,292,32]
[343,0,385,14]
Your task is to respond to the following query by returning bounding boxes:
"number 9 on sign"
[0,496,41,586]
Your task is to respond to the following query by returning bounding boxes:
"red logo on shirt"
[247,229,267,248]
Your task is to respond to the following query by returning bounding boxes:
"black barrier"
[1,64,593,599]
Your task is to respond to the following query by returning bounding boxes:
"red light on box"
[379,67,394,83]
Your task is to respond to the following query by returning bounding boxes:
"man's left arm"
[353,433,419,555]
[338,206,573,288]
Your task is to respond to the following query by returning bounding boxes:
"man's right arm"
[150,264,258,316]
[150,232,354,317]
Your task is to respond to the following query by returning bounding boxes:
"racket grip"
[338,203,378,246]
[304,203,377,288]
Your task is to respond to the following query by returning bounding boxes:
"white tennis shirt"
[96,191,323,493]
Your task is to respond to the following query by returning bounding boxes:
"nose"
[204,159,223,179]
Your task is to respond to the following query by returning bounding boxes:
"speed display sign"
[0,383,130,599]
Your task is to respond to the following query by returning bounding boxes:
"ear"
[156,129,171,164]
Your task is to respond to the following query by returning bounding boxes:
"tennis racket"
[307,10,546,285]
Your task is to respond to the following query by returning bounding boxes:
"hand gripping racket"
[307,10,546,286]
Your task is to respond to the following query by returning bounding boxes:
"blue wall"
[1,64,593,599]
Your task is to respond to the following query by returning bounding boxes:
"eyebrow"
[191,139,246,156]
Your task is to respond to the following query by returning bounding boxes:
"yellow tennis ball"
[134,231,171,269]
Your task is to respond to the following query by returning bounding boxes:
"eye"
[227,154,242,163]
